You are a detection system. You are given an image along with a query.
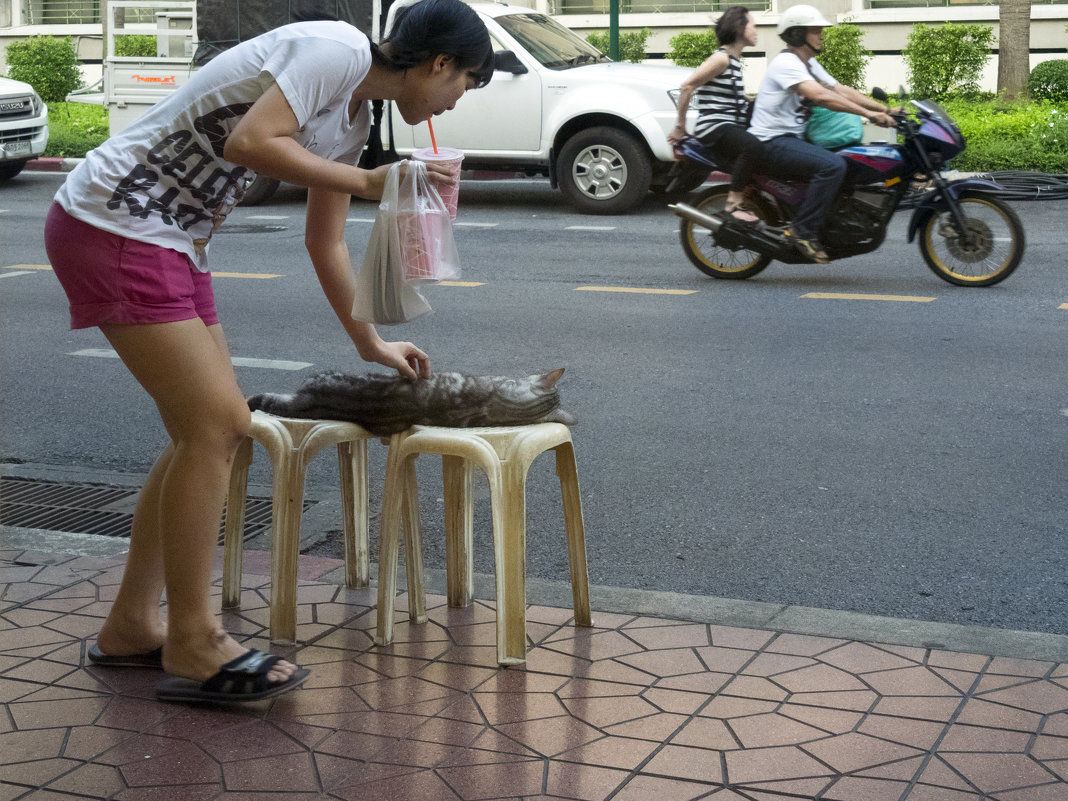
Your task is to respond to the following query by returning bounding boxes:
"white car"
[0,76,49,183]
[384,2,696,214]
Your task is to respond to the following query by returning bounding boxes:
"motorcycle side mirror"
[493,50,528,75]
[872,87,888,102]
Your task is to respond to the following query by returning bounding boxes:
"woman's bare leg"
[96,319,294,683]
[95,446,173,655]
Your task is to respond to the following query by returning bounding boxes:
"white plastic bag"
[351,160,461,325]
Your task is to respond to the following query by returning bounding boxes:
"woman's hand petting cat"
[371,340,431,380]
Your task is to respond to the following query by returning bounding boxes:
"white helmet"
[777,4,832,35]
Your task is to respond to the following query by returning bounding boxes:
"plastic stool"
[374,423,592,665]
[222,410,384,643]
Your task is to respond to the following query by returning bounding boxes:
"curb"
[26,157,82,172]
[5,523,1067,664]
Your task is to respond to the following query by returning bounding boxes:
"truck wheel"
[557,127,652,215]
[0,160,28,183]
[239,175,280,206]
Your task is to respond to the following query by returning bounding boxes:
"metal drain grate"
[0,476,308,541]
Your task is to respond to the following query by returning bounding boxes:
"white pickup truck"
[0,76,49,183]
[385,2,695,214]
[99,0,696,213]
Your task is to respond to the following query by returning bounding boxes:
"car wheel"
[239,175,280,206]
[0,160,28,183]
[557,127,652,215]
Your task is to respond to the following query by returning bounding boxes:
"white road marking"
[246,215,290,220]
[565,225,616,231]
[71,349,311,370]
[0,271,35,278]
[802,292,936,303]
[575,286,697,295]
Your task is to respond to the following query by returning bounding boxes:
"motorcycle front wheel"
[918,192,1025,287]
[678,187,772,279]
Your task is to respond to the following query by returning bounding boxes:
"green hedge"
[585,28,650,63]
[666,31,718,68]
[4,35,82,103]
[44,102,108,158]
[1028,60,1068,103]
[43,98,1068,174]
[941,99,1068,173]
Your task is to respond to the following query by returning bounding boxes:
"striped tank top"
[693,50,747,138]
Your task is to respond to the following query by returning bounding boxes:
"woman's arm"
[224,83,449,199]
[224,84,388,198]
[669,51,729,145]
[304,185,430,378]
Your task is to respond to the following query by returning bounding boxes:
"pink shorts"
[45,203,219,330]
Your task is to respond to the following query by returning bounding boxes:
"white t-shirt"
[748,50,837,142]
[54,21,373,270]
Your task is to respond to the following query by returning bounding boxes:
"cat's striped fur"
[247,368,574,436]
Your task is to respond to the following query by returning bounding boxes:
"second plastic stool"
[374,423,592,665]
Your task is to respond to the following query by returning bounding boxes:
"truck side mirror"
[493,50,528,74]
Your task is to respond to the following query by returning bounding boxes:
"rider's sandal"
[785,230,829,264]
[725,204,759,223]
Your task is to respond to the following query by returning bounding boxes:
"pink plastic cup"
[412,146,463,219]
[400,207,445,283]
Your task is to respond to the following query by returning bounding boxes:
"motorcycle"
[669,90,1025,287]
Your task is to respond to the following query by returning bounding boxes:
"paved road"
[2,171,1066,635]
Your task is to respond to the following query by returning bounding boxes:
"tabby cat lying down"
[246,368,575,436]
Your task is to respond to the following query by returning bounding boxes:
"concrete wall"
[564,6,1068,94]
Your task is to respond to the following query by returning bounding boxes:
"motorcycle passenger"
[749,4,894,263]
[668,6,764,222]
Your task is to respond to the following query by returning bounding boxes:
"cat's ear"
[538,368,565,389]
[551,409,577,426]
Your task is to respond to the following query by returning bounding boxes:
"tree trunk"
[997,0,1032,100]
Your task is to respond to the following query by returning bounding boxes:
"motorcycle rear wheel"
[678,187,772,279]
[918,193,1024,287]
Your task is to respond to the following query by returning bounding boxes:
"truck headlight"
[30,93,44,116]
[667,89,697,110]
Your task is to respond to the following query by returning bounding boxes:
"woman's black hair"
[373,0,494,88]
[714,6,750,47]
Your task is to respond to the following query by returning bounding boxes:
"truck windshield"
[495,13,611,71]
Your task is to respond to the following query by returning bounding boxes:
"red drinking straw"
[427,118,438,154]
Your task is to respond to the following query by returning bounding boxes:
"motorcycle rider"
[749,4,895,263]
[668,6,764,222]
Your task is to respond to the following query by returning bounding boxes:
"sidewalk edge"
[5,525,1065,663]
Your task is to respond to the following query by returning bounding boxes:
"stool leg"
[401,455,427,624]
[493,462,529,665]
[269,453,304,644]
[374,436,407,646]
[222,437,254,609]
[442,455,474,608]
[338,440,370,589]
[555,442,592,628]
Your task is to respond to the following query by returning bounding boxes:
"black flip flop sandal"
[155,649,310,704]
[87,643,164,669]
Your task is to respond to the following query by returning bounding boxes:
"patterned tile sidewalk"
[2,546,1068,801]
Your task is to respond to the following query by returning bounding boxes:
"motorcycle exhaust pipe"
[669,202,723,233]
